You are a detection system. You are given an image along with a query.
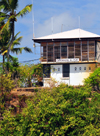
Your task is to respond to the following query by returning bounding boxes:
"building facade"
[34,29,100,86]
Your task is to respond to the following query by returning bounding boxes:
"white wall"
[51,65,69,85]
[70,63,95,85]
[43,63,96,87]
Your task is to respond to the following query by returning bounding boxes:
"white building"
[34,28,100,86]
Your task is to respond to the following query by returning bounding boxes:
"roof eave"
[33,37,100,43]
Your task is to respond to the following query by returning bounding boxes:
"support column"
[74,41,75,58]
[87,41,89,61]
[47,43,48,62]
[60,42,61,59]
[81,41,82,61]
[67,42,68,58]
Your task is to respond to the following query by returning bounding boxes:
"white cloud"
[35,12,78,38]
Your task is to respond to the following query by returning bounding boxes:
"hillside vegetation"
[0,67,100,135]
[0,84,100,135]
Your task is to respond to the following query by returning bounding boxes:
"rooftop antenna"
[61,24,63,32]
[51,17,54,41]
[32,0,36,54]
[79,16,81,40]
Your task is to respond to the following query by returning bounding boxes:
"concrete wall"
[51,65,69,85]
[43,63,96,87]
[70,63,95,85]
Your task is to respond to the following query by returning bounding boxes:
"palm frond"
[0,17,5,22]
[0,15,14,33]
[1,50,7,55]
[17,4,32,17]
[0,0,10,12]
[11,46,32,55]
[24,47,33,53]
[11,36,23,49]
[0,5,5,10]
[9,0,18,10]
[11,47,24,54]
[14,32,21,39]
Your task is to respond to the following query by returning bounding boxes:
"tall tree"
[0,21,11,64]
[1,32,32,62]
[0,0,32,61]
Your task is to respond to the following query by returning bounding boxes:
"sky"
[1,0,100,63]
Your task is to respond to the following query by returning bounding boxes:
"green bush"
[0,73,15,93]
[19,63,43,87]
[1,84,100,135]
[84,67,100,90]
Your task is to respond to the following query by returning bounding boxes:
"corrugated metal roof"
[34,28,100,40]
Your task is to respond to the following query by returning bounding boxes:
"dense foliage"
[84,67,100,90]
[0,84,100,136]
[19,63,43,87]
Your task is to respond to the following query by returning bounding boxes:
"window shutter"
[63,64,69,77]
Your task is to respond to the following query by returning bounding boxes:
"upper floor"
[33,28,100,64]
[40,40,97,63]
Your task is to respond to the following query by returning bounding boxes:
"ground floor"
[43,63,96,87]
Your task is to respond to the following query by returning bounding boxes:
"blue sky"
[1,0,100,63]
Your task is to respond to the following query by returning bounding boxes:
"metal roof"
[34,28,100,40]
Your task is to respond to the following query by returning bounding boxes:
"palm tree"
[0,0,32,61]
[0,21,11,64]
[1,32,32,62]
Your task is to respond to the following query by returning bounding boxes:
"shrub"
[0,73,15,93]
[1,84,100,135]
[19,63,43,87]
[84,67,100,90]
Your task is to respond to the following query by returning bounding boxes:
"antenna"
[79,16,81,40]
[61,24,63,32]
[32,0,36,54]
[51,17,53,34]
[32,0,35,38]
[51,17,54,41]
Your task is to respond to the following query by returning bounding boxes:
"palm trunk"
[2,55,5,71]
[7,20,14,62]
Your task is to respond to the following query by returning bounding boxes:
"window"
[89,67,91,70]
[53,68,55,71]
[63,64,69,77]
[75,41,81,61]
[68,42,74,58]
[82,41,88,61]
[58,68,60,71]
[75,67,77,71]
[61,45,67,58]
[84,67,86,70]
[54,45,60,60]
[79,67,81,70]
[43,65,50,78]
[48,43,53,62]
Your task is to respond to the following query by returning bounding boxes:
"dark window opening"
[75,67,77,71]
[63,64,69,77]
[43,65,50,78]
[89,67,91,70]
[79,67,81,70]
[53,68,55,71]
[58,68,60,71]
[84,67,86,70]
[61,46,67,58]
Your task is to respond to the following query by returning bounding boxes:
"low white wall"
[70,64,95,85]
[43,63,96,87]
[51,65,69,85]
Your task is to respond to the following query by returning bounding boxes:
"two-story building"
[33,28,100,86]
